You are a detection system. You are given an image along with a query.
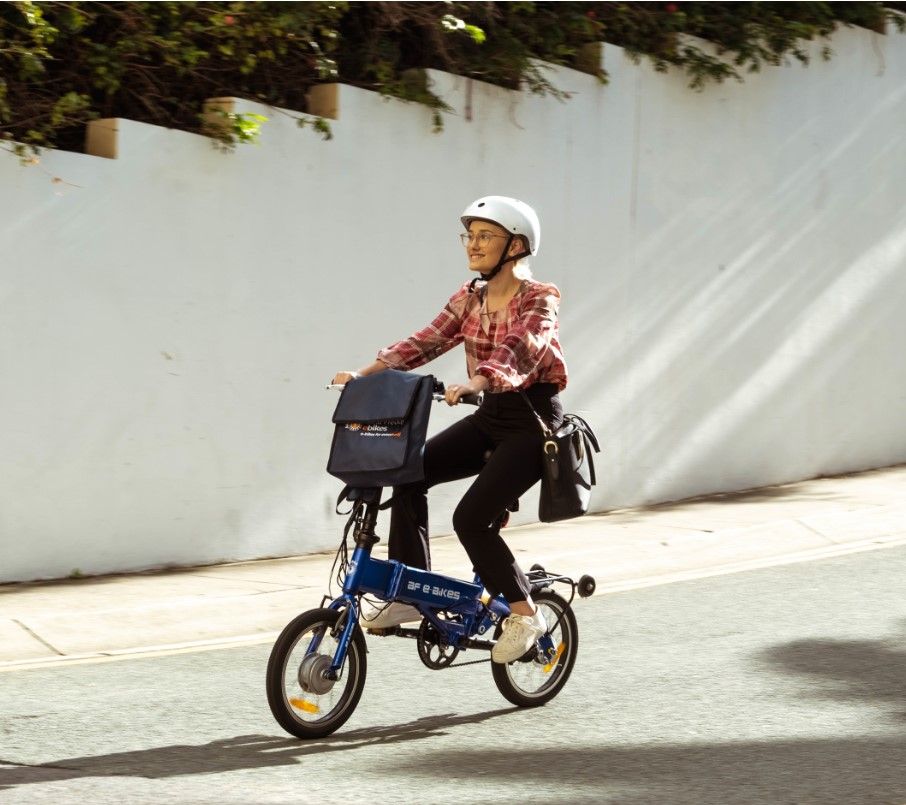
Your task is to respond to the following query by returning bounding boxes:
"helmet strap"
[468,235,531,292]
[477,234,510,282]
[479,234,532,281]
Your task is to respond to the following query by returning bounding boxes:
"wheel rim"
[503,598,572,699]
[280,618,358,726]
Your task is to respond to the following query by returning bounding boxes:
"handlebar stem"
[353,499,381,549]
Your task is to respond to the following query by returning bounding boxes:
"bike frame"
[321,490,517,675]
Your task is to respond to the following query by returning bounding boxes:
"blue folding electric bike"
[265,382,596,739]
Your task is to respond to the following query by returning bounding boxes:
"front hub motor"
[298,652,336,695]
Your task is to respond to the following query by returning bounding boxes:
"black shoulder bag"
[519,391,601,523]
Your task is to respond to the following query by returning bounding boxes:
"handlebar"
[325,381,483,407]
[432,391,483,407]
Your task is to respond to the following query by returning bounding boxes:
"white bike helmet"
[461,196,541,256]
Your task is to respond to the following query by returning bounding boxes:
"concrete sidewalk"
[2,464,905,671]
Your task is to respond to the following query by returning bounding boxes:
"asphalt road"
[2,545,906,805]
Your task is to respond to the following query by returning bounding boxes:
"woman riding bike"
[332,195,567,664]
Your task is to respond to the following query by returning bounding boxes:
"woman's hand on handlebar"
[445,375,489,406]
[331,371,359,386]
[332,360,389,386]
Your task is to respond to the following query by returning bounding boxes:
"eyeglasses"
[459,231,509,247]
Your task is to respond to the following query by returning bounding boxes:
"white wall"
[2,26,905,582]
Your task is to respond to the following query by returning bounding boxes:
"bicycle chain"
[448,657,492,668]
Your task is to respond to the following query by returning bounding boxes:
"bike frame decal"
[394,566,482,609]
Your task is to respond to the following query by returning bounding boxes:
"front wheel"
[491,590,579,707]
[266,607,367,739]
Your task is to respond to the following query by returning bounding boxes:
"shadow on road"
[0,706,517,790]
[377,632,906,804]
[630,481,846,512]
[6,634,906,802]
[757,626,906,721]
[380,736,906,804]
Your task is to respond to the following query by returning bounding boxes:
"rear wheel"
[491,590,578,707]
[266,607,367,739]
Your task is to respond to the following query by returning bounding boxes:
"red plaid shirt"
[376,279,568,392]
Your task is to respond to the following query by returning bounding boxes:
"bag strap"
[336,486,354,514]
[564,414,600,486]
[518,389,561,481]
[584,432,597,486]
[519,392,603,486]
[518,389,554,439]
[336,485,394,513]
[564,413,601,453]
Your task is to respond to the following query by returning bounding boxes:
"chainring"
[416,618,461,670]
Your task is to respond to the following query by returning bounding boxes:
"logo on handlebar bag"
[344,420,404,438]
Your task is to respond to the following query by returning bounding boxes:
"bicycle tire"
[491,590,579,707]
[266,607,367,739]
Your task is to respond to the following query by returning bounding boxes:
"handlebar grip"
[459,392,483,407]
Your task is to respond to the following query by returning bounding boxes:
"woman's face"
[464,220,518,274]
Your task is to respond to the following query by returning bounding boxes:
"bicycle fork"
[320,493,383,678]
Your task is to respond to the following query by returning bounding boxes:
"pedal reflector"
[543,642,565,673]
[289,697,320,714]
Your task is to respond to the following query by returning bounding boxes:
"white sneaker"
[491,609,547,664]
[359,600,422,630]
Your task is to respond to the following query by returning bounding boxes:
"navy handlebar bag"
[327,370,435,489]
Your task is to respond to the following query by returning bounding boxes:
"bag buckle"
[544,439,560,481]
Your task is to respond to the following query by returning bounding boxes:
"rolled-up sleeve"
[474,284,560,391]
[376,284,469,370]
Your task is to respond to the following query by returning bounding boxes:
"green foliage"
[1,0,346,157]
[585,2,906,89]
[441,13,486,45]
[298,115,333,141]
[1,1,903,158]
[207,110,269,150]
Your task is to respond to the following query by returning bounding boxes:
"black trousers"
[387,383,563,603]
